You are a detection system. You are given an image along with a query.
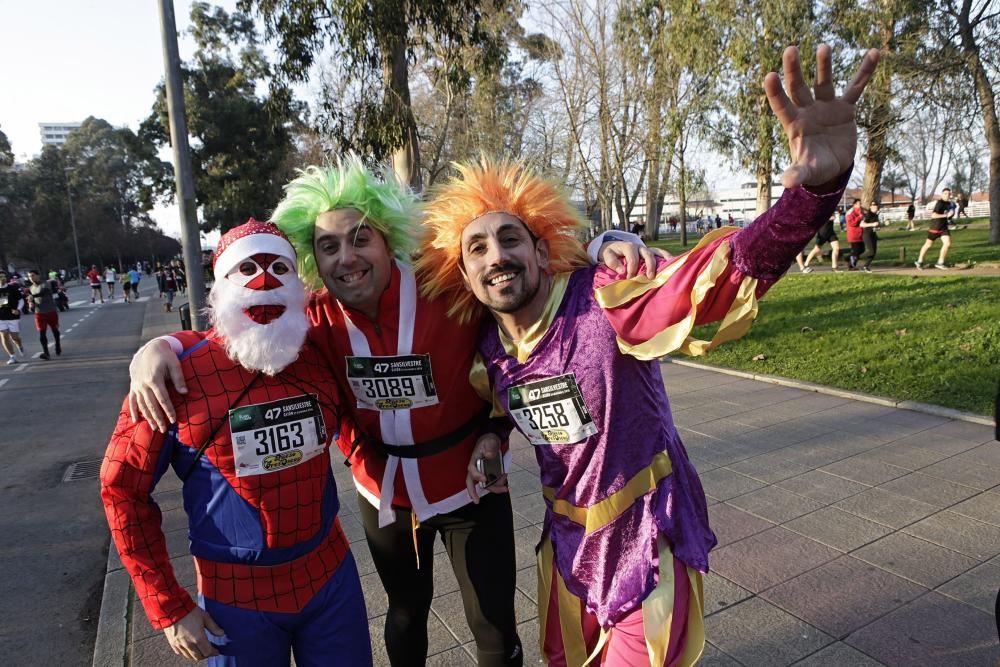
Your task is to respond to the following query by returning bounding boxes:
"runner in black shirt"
[916,188,953,270]
[0,271,26,364]
[802,213,843,272]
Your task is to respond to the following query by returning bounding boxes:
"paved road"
[0,280,162,666]
[9,278,996,666]
[95,310,1000,666]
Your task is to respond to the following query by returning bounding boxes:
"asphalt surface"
[0,279,159,666]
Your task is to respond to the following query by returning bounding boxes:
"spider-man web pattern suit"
[101,220,371,666]
[101,335,371,665]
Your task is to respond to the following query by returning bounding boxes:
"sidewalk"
[94,301,1000,666]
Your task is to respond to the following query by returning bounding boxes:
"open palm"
[765,45,880,189]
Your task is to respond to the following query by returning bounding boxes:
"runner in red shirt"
[845,199,864,269]
[86,265,104,303]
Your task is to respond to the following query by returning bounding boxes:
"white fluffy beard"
[208,276,310,376]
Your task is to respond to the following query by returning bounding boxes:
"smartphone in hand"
[476,456,505,488]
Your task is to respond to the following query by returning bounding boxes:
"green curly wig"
[271,155,421,289]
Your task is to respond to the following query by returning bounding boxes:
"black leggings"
[850,230,878,269]
[358,492,522,667]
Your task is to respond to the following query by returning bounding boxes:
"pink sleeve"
[594,231,743,347]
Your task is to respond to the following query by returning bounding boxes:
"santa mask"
[208,219,309,375]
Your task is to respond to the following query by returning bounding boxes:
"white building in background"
[39,122,81,146]
[610,181,786,229]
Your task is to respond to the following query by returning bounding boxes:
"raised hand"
[764,44,880,189]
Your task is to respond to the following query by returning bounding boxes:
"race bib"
[346,354,439,411]
[507,373,598,446]
[229,395,327,477]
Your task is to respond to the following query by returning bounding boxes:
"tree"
[143,3,302,233]
[713,0,817,214]
[0,126,14,269]
[1,122,176,273]
[827,0,928,209]
[894,106,960,202]
[541,0,653,232]
[242,0,510,190]
[929,0,1000,242]
[0,126,11,168]
[409,10,548,187]
[881,167,908,203]
[62,117,174,268]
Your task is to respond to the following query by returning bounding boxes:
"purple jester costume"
[418,159,848,666]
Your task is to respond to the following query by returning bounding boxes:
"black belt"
[343,407,492,466]
[378,407,490,459]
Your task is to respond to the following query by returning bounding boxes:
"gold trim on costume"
[497,272,571,362]
[610,239,761,360]
[642,536,677,666]
[680,273,759,357]
[556,558,589,667]
[468,353,507,418]
[542,451,673,535]
[537,538,554,662]
[680,567,706,666]
[594,227,739,309]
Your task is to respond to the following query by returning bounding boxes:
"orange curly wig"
[415,158,590,323]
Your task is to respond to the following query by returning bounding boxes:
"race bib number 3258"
[507,373,597,446]
[229,395,327,477]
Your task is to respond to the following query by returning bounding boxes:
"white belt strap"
[341,262,418,527]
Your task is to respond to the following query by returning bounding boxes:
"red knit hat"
[213,219,296,279]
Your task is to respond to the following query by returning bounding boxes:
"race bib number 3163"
[507,374,597,446]
[229,395,327,477]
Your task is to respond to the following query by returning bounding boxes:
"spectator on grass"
[845,199,864,269]
[854,202,880,273]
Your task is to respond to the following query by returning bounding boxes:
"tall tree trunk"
[862,154,885,208]
[862,18,895,208]
[679,150,688,247]
[956,2,1000,243]
[385,36,422,192]
[755,96,773,214]
[645,159,661,240]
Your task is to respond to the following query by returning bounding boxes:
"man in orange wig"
[127,156,659,666]
[415,45,879,666]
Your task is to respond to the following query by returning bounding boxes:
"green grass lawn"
[679,273,1000,416]
[652,217,1000,268]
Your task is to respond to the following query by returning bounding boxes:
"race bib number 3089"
[229,395,327,477]
[507,373,597,446]
[346,354,439,411]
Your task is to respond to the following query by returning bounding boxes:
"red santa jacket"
[307,261,505,525]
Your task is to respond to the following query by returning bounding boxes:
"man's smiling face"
[314,208,393,316]
[458,212,549,315]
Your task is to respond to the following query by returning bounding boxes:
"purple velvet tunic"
[480,268,712,627]
[478,179,846,627]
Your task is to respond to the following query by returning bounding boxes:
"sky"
[1,1,867,244]
[0,0,240,244]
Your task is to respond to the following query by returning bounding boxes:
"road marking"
[14,363,27,372]
[0,379,7,389]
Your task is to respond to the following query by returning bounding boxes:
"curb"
[664,357,995,427]
[92,549,129,667]
[92,287,182,667]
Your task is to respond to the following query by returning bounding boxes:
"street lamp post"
[64,168,84,285]
[157,0,208,330]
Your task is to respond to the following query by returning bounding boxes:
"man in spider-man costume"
[100,219,371,666]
